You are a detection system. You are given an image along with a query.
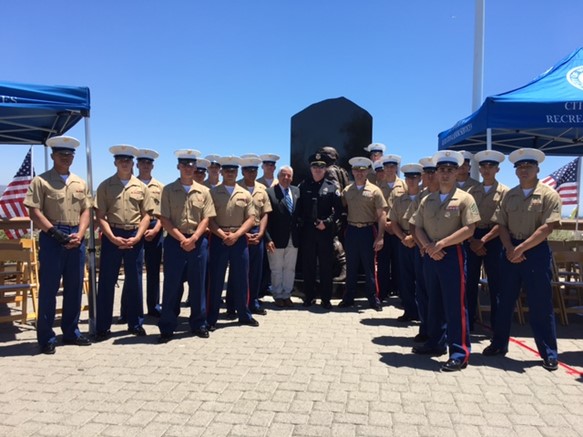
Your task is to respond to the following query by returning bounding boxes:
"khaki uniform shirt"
[203,180,219,189]
[142,177,164,217]
[160,180,216,234]
[96,174,154,226]
[237,181,272,227]
[457,177,480,192]
[388,192,417,232]
[403,187,432,223]
[410,187,481,241]
[492,181,561,240]
[467,181,509,229]
[257,176,278,188]
[210,184,255,229]
[342,180,388,224]
[24,168,92,225]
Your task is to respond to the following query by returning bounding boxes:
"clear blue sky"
[1,0,581,197]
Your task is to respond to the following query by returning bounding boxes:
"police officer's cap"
[309,152,332,167]
[219,156,242,169]
[372,159,384,172]
[509,148,545,167]
[136,148,159,162]
[241,157,262,169]
[418,157,436,171]
[205,154,222,166]
[175,149,201,166]
[349,157,373,170]
[260,154,280,164]
[110,144,139,159]
[196,158,210,173]
[364,142,386,154]
[401,163,423,177]
[47,135,80,155]
[380,154,401,166]
[432,150,464,167]
[474,150,505,166]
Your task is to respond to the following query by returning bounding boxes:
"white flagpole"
[576,156,581,233]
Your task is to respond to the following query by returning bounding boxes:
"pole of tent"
[84,117,97,334]
[470,0,485,180]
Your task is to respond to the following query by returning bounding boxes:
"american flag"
[0,149,34,239]
[541,157,580,206]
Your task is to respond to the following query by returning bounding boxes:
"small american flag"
[541,157,579,206]
[0,149,35,239]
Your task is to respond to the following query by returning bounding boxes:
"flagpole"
[576,156,581,233]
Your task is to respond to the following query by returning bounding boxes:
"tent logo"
[566,66,583,91]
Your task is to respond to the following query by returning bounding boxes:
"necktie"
[284,188,293,213]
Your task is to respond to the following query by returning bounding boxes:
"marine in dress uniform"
[456,150,480,192]
[256,153,280,188]
[207,156,259,328]
[194,158,210,185]
[94,145,154,340]
[364,142,386,184]
[203,155,221,189]
[295,153,343,309]
[465,150,509,330]
[158,150,216,343]
[410,150,480,372]
[339,157,387,311]
[236,157,272,315]
[483,148,561,371]
[120,149,164,321]
[24,136,92,354]
[377,154,407,300]
[389,164,422,323]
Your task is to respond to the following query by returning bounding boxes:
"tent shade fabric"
[0,81,90,145]
[438,48,583,155]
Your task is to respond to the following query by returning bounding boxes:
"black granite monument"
[290,97,373,185]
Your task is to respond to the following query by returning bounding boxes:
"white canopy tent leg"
[83,117,97,334]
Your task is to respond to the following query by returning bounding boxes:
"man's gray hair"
[277,166,293,178]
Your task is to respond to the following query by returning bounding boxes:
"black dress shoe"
[158,333,173,344]
[63,335,91,346]
[397,313,414,322]
[482,344,507,356]
[147,309,162,318]
[93,330,111,342]
[115,316,127,325]
[192,327,210,338]
[441,358,468,372]
[251,307,267,316]
[413,333,429,343]
[302,299,314,307]
[239,318,260,327]
[41,342,56,355]
[129,326,147,336]
[542,357,558,371]
[337,300,354,308]
[224,310,237,320]
[321,300,332,310]
[371,303,382,312]
[412,345,447,356]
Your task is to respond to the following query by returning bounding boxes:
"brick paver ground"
[1,290,582,437]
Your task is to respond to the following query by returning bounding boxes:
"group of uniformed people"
[25,136,562,373]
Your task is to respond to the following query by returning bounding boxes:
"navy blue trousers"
[415,249,429,337]
[207,234,252,326]
[491,240,558,360]
[377,233,400,299]
[96,229,144,332]
[423,244,471,362]
[465,228,503,329]
[397,242,420,318]
[344,225,380,304]
[37,226,84,347]
[158,234,208,334]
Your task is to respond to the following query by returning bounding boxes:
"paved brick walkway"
[1,294,582,437]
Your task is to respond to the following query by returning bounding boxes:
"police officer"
[257,154,280,188]
[456,151,480,192]
[339,157,387,311]
[119,148,164,321]
[389,163,422,322]
[483,148,561,371]
[237,157,272,315]
[94,145,154,340]
[24,136,92,354]
[296,152,343,309]
[377,154,407,300]
[207,156,259,329]
[158,150,216,342]
[466,150,508,330]
[410,150,480,372]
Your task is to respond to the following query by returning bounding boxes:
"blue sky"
[1,0,581,199]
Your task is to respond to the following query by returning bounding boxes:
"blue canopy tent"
[438,48,583,155]
[0,81,97,331]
